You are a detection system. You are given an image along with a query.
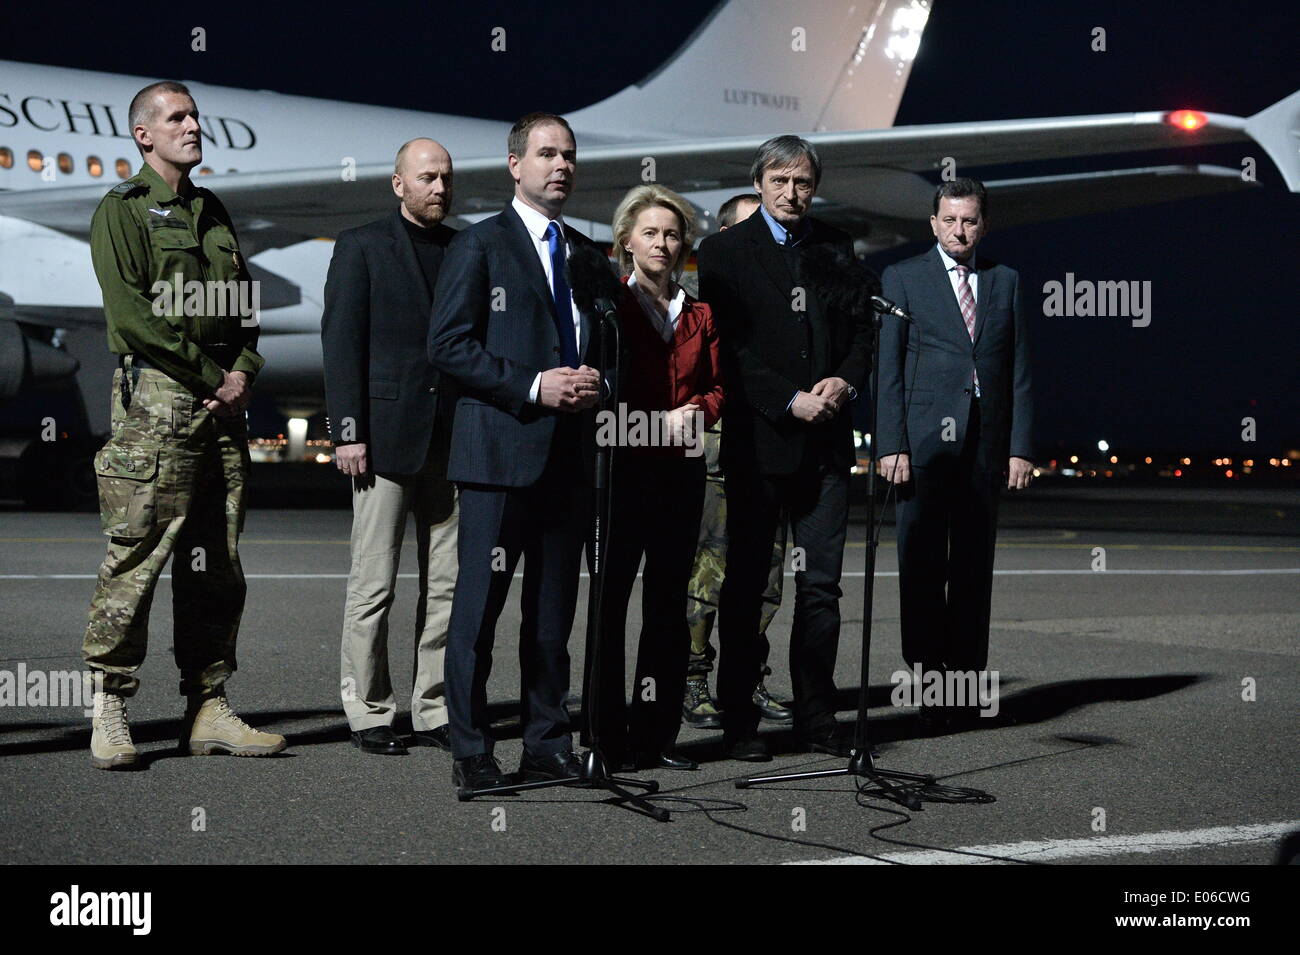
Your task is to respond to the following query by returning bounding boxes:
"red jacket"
[613,276,724,458]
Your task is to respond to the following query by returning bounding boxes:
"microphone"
[566,241,622,323]
[870,295,913,323]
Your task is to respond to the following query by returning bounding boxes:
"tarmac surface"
[1,483,1296,865]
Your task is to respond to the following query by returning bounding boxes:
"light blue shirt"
[759,203,809,247]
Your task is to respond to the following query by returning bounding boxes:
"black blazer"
[877,247,1033,468]
[320,210,456,475]
[427,204,603,488]
[696,211,870,476]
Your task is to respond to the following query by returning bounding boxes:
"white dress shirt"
[936,243,980,397]
[512,196,581,403]
[627,272,685,342]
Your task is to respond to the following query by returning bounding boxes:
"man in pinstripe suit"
[428,112,604,798]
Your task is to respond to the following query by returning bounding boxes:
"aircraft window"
[227,168,237,173]
[28,149,43,172]
[114,159,131,179]
[0,147,12,169]
[57,152,73,174]
[198,166,213,176]
[87,156,103,177]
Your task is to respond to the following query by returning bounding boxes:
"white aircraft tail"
[567,0,933,140]
[1244,88,1300,192]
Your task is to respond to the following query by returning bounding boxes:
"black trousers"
[894,396,1002,673]
[590,455,705,757]
[445,422,591,759]
[718,446,848,739]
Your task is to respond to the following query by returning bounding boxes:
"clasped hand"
[538,365,600,412]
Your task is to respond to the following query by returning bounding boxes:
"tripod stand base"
[735,750,935,811]
[463,749,669,821]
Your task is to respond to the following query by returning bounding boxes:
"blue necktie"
[546,222,580,368]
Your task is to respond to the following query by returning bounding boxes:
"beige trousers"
[340,441,458,732]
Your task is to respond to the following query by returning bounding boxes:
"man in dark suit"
[697,135,871,761]
[322,138,460,756]
[428,113,604,797]
[877,178,1034,731]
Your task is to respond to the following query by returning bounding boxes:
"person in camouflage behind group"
[83,80,286,769]
[682,194,794,730]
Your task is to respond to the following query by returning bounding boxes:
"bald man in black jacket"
[322,138,459,757]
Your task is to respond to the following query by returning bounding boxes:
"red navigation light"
[1166,109,1208,131]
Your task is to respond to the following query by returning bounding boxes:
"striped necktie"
[954,263,979,390]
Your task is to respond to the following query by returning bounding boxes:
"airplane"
[1,0,1297,507]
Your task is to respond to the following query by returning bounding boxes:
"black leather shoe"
[636,750,699,771]
[945,705,982,730]
[410,725,452,751]
[518,748,583,782]
[722,733,771,762]
[916,708,950,737]
[453,753,508,800]
[350,726,408,755]
[801,726,853,758]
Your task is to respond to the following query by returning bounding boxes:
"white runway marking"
[3,569,1298,580]
[785,820,1299,865]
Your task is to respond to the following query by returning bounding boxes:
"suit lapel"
[745,212,795,300]
[972,262,995,346]
[564,225,593,360]
[927,246,971,344]
[500,206,558,320]
[388,210,432,314]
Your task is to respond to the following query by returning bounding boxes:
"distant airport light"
[1243,459,1253,467]
[1167,109,1208,131]
[314,453,331,464]
[287,417,309,462]
[1109,455,1118,464]
[1174,469,1183,477]
[1069,455,1079,464]
[1225,469,1234,478]
[1097,440,1109,452]
[1144,456,1153,464]
[1182,457,1192,466]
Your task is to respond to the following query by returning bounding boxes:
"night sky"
[2,0,1297,457]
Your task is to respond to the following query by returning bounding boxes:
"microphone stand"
[464,298,668,821]
[735,301,935,808]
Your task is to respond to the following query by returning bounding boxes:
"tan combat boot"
[185,694,287,757]
[90,691,138,770]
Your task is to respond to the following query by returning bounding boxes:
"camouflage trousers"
[83,366,250,697]
[685,426,786,676]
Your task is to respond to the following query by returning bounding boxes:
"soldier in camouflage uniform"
[683,421,794,727]
[84,81,286,769]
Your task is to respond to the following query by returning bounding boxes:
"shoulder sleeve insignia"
[109,179,143,198]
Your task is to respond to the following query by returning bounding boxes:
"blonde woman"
[595,185,723,770]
